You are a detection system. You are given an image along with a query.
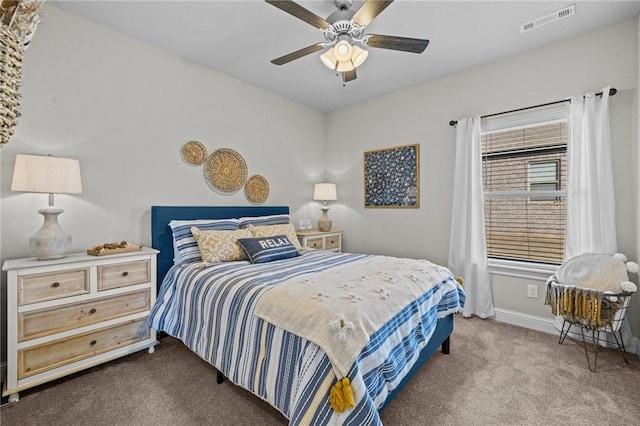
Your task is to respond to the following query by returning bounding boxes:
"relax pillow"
[169,219,239,264]
[237,235,300,264]
[247,223,303,250]
[191,227,252,263]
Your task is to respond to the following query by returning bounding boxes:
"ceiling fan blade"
[265,0,331,30]
[365,34,430,53]
[271,43,325,65]
[352,0,394,27]
[342,69,357,83]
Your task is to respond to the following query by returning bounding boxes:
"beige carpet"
[2,316,639,426]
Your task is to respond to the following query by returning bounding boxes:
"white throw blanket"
[254,255,455,379]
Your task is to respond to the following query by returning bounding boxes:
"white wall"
[325,18,639,335]
[0,5,326,361]
[1,6,638,364]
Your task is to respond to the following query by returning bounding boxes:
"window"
[529,160,560,202]
[482,117,567,265]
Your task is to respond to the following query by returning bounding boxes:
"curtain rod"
[448,88,617,127]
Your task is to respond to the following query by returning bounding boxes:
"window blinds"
[482,121,567,264]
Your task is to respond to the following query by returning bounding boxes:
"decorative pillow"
[190,227,252,263]
[169,219,239,264]
[238,214,290,229]
[237,235,301,264]
[248,223,303,250]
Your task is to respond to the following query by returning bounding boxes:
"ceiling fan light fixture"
[320,49,338,69]
[334,40,353,61]
[351,45,368,68]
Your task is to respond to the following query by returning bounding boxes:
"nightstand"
[296,230,342,252]
[2,247,159,402]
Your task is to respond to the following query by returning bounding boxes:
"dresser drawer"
[325,235,340,250]
[18,289,151,342]
[98,260,150,291]
[18,318,150,379]
[306,238,323,249]
[18,269,89,306]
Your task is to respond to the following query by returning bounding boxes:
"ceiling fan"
[265,0,429,84]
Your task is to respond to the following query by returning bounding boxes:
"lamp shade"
[313,183,337,202]
[320,49,337,69]
[351,45,368,68]
[11,154,82,194]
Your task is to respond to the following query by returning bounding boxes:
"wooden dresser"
[296,230,342,252]
[2,247,158,402]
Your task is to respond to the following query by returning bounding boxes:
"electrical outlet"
[527,284,539,299]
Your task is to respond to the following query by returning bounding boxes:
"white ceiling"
[51,0,639,112]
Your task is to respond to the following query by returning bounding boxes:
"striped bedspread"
[149,250,465,425]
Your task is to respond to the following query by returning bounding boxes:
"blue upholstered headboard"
[151,206,290,286]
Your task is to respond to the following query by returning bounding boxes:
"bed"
[149,206,465,425]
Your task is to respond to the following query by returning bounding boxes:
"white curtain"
[561,87,635,350]
[448,116,495,318]
[565,86,617,258]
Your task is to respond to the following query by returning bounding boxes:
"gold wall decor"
[203,148,248,194]
[180,140,207,166]
[245,175,269,205]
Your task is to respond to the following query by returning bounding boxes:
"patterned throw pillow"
[248,223,303,250]
[238,214,290,228]
[190,227,252,263]
[237,235,301,264]
[169,219,239,264]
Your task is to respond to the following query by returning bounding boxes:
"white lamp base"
[30,207,71,260]
[317,207,332,232]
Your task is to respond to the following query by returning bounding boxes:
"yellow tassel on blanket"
[329,377,355,413]
[342,377,355,408]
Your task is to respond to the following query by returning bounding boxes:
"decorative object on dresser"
[2,247,159,403]
[298,218,312,230]
[297,229,342,252]
[203,147,248,194]
[313,182,337,231]
[10,154,83,260]
[87,241,142,256]
[180,140,207,166]
[244,174,270,204]
[364,144,419,208]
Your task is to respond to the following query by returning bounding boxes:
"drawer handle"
[90,340,97,346]
[122,271,129,277]
[89,308,97,314]
[51,282,60,288]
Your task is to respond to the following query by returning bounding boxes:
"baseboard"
[493,308,557,335]
[494,308,640,359]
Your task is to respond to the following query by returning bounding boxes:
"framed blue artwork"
[364,144,420,208]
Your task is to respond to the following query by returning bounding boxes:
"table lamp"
[11,154,82,260]
[313,183,337,232]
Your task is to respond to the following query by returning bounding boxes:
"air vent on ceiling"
[519,4,576,34]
